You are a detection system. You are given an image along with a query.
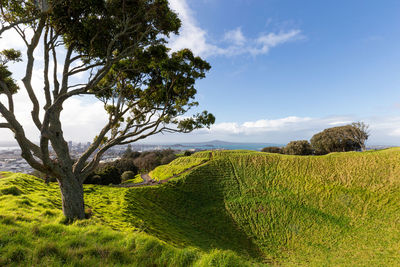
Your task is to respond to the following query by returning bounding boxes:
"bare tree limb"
[50,28,60,98]
[43,24,52,110]
[0,123,11,128]
[0,17,37,36]
[21,16,46,130]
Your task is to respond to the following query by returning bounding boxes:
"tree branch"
[21,16,46,130]
[50,28,60,98]
[0,17,37,36]
[0,123,11,128]
[43,24,52,110]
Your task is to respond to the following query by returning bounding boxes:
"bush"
[184,151,193,156]
[110,158,139,175]
[121,171,136,182]
[283,140,313,155]
[96,166,121,185]
[261,146,283,154]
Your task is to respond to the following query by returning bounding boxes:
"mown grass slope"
[149,152,211,181]
[1,148,400,266]
[124,148,400,266]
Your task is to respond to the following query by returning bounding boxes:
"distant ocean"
[162,143,282,151]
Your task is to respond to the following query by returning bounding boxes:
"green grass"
[125,148,400,265]
[121,174,144,184]
[0,172,256,266]
[149,152,211,181]
[2,148,400,266]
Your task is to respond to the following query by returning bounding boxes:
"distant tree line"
[262,122,369,156]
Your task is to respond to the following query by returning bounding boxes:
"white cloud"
[242,116,311,129]
[60,97,108,141]
[168,0,221,57]
[0,96,108,143]
[0,28,28,50]
[168,0,303,57]
[224,28,246,46]
[251,30,303,55]
[206,116,324,136]
[0,29,107,143]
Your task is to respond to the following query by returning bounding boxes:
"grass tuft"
[1,185,23,196]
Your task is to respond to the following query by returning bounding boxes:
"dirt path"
[141,173,151,183]
[116,152,213,188]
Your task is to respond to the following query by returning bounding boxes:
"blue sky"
[1,0,400,145]
[162,0,400,145]
[192,0,400,120]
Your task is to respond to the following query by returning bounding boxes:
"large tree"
[310,123,369,155]
[0,0,214,220]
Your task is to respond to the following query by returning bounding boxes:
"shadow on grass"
[123,161,263,260]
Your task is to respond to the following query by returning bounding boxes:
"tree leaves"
[310,123,369,154]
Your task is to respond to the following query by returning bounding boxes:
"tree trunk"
[58,176,85,220]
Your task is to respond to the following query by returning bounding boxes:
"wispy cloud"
[224,28,246,46]
[176,115,400,145]
[251,30,303,55]
[168,0,303,57]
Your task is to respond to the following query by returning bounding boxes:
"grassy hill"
[1,148,400,266]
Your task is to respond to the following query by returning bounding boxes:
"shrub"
[184,151,193,156]
[121,171,136,182]
[111,158,139,175]
[283,140,313,155]
[261,146,283,154]
[96,166,121,185]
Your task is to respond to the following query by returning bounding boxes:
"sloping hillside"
[0,172,256,266]
[1,148,400,266]
[124,149,400,265]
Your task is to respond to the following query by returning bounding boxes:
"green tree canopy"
[0,0,214,220]
[310,123,369,155]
